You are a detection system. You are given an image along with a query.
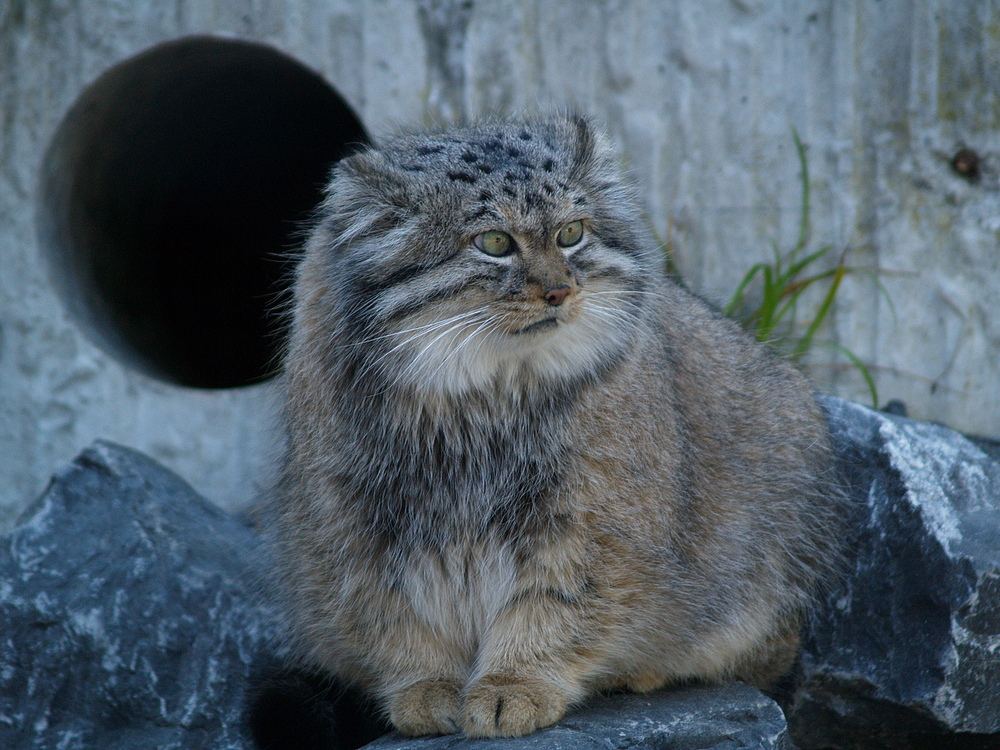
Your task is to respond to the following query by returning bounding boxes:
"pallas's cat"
[273,116,844,738]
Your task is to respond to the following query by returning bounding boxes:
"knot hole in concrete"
[36,35,368,389]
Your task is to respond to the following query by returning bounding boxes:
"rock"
[7,399,1000,750]
[365,684,790,750]
[0,441,794,750]
[0,441,285,750]
[789,397,1000,749]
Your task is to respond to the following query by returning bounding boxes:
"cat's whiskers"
[420,315,505,391]
[391,309,495,389]
[579,300,641,329]
[584,288,668,312]
[346,307,488,351]
[355,309,491,384]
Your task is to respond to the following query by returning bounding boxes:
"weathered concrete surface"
[0,441,285,750]
[3,2,999,537]
[789,397,1000,749]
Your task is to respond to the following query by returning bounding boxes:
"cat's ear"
[320,148,410,246]
[567,114,615,182]
[337,148,413,207]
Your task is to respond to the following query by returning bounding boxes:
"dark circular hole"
[37,36,368,388]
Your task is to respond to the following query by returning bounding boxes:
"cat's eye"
[556,220,585,248]
[473,230,515,257]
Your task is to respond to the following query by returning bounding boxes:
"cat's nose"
[544,286,572,306]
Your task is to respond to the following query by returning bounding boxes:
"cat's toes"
[388,679,462,736]
[461,675,567,738]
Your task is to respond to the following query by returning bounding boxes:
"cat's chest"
[351,395,572,546]
[399,544,518,642]
[396,525,589,644]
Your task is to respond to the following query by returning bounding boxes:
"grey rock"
[790,397,1000,749]
[366,684,790,750]
[0,440,284,750]
[0,441,794,750]
[7,398,1000,750]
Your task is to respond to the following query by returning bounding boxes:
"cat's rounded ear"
[327,147,414,212]
[319,147,409,246]
[566,114,616,181]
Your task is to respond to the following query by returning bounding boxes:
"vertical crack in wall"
[418,0,474,124]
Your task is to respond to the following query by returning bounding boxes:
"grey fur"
[273,116,846,738]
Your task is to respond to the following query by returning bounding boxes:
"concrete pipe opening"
[37,36,368,389]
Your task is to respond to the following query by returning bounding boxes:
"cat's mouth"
[513,317,559,335]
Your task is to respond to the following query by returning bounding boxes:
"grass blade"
[813,341,879,408]
[724,262,767,317]
[792,262,845,360]
[791,126,810,258]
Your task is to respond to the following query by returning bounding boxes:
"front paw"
[388,679,462,736]
[461,674,568,738]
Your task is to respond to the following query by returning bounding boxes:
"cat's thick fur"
[274,116,845,738]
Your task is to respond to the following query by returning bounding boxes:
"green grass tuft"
[663,127,885,408]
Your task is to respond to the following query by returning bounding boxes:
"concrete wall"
[2,0,998,531]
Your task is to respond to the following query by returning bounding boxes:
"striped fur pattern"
[274,116,846,738]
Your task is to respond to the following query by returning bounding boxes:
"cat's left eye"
[556,220,585,248]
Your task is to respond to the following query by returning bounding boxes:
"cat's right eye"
[473,230,515,257]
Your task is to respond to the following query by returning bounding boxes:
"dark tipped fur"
[272,115,848,739]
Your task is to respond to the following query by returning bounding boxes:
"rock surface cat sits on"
[274,115,845,738]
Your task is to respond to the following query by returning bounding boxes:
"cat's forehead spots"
[393,125,564,177]
[384,122,581,219]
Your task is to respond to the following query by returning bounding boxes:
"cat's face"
[315,117,656,395]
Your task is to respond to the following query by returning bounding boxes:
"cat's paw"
[461,674,567,738]
[388,679,462,736]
